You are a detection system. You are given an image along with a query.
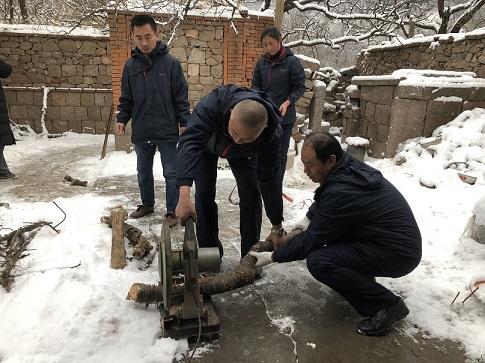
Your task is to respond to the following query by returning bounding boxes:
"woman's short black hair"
[304,132,343,163]
[260,26,282,42]
[131,14,157,33]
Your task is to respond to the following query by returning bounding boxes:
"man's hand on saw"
[176,186,196,225]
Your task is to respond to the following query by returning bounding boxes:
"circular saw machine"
[159,218,221,338]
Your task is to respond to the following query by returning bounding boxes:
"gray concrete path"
[1,140,467,363]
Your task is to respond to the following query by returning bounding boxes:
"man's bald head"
[228,99,268,144]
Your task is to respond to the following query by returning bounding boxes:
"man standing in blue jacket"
[251,132,422,336]
[175,85,285,258]
[116,14,190,224]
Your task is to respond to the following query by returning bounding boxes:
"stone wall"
[4,87,112,134]
[108,9,273,149]
[0,31,111,88]
[357,31,485,77]
[0,29,112,133]
[343,74,485,158]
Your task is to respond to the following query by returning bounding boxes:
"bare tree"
[260,0,485,50]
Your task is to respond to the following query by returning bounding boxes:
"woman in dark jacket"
[0,59,16,179]
[252,26,306,183]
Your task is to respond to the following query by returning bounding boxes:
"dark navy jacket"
[273,152,422,262]
[176,85,284,225]
[0,59,14,146]
[252,47,305,126]
[117,42,190,144]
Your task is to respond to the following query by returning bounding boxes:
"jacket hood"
[327,152,383,190]
[132,41,168,59]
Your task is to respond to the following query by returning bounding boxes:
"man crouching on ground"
[251,132,422,336]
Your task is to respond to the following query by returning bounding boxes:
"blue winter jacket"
[176,85,284,225]
[273,152,422,262]
[252,47,305,126]
[117,42,190,144]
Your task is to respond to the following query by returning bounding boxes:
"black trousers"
[194,152,262,257]
[306,241,420,317]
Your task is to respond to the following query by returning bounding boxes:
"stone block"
[200,77,213,85]
[66,93,81,106]
[469,87,485,101]
[62,65,77,77]
[82,120,96,134]
[17,91,34,105]
[200,30,215,41]
[87,107,102,121]
[4,90,16,104]
[387,98,427,156]
[367,140,388,158]
[47,65,62,78]
[377,124,390,143]
[27,105,42,121]
[84,65,99,76]
[200,65,210,76]
[186,29,199,39]
[188,48,205,64]
[374,104,391,125]
[188,76,200,85]
[52,120,68,133]
[68,119,82,133]
[59,39,79,53]
[367,122,378,140]
[462,100,485,111]
[364,102,376,122]
[9,105,27,120]
[46,106,60,121]
[360,85,395,104]
[423,99,463,136]
[188,64,199,76]
[96,122,107,134]
[75,106,88,121]
[94,93,106,106]
[60,106,75,121]
[211,64,223,78]
[80,93,95,106]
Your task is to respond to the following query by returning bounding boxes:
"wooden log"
[110,207,128,269]
[126,239,273,303]
[100,216,153,260]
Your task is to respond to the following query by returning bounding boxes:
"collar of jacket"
[263,46,291,63]
[132,41,168,62]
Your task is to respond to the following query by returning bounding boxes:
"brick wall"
[357,32,485,77]
[108,10,273,108]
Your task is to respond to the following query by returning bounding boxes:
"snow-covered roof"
[0,23,108,38]
[353,69,485,89]
[362,27,485,53]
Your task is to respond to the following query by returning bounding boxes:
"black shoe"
[356,298,409,337]
[129,205,154,219]
[0,172,17,179]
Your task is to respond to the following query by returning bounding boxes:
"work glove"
[290,216,310,232]
[248,251,274,268]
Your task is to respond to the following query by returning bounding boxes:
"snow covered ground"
[1,108,485,362]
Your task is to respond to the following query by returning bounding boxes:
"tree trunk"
[17,0,28,23]
[126,239,274,303]
[110,207,127,269]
